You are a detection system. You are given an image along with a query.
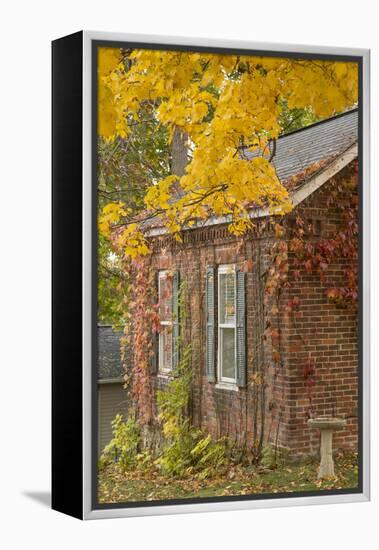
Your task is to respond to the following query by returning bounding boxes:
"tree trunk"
[171,127,188,177]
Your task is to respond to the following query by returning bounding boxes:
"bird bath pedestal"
[308,418,346,479]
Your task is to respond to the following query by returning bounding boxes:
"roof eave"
[291,142,357,209]
[145,142,358,237]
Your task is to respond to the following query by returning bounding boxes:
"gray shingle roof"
[143,108,358,232]
[244,108,358,183]
[97,326,124,380]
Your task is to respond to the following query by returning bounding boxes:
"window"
[218,265,237,383]
[206,264,246,388]
[158,270,172,372]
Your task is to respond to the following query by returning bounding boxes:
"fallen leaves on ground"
[98,452,358,504]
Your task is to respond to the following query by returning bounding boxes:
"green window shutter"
[236,268,247,387]
[150,271,159,374]
[206,266,216,382]
[150,331,159,374]
[172,270,180,370]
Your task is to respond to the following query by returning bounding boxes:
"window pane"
[221,327,235,379]
[159,325,172,370]
[159,273,172,322]
[219,272,235,325]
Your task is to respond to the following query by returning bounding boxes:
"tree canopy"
[98,46,358,260]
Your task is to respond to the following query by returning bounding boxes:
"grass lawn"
[98,452,358,504]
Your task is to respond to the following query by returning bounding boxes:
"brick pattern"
[143,163,358,456]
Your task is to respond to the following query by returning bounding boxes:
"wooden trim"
[291,143,358,208]
[97,378,123,385]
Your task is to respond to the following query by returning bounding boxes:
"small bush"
[99,413,141,470]
[190,434,228,479]
[155,426,228,478]
[260,445,278,469]
[156,341,228,478]
[101,283,228,479]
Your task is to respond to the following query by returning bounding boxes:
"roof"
[144,108,358,235]
[97,326,124,380]
[243,108,358,183]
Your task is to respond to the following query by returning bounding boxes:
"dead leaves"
[98,453,358,504]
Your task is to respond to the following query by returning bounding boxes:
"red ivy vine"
[122,258,160,425]
[264,160,358,414]
[290,161,358,308]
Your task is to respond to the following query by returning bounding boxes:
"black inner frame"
[91,39,364,511]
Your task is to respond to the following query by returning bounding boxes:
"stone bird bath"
[308,417,347,479]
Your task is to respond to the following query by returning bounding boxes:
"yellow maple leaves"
[144,175,178,212]
[98,202,129,236]
[98,48,126,139]
[117,224,150,259]
[97,47,358,258]
[98,203,150,259]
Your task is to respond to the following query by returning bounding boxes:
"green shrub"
[156,340,228,478]
[101,282,229,479]
[156,423,227,478]
[260,445,278,470]
[99,413,141,470]
[155,342,195,476]
[190,434,228,479]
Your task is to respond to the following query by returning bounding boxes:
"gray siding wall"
[98,382,128,455]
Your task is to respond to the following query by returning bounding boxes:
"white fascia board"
[291,142,358,208]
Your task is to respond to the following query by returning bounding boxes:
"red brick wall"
[147,163,358,457]
[284,167,358,456]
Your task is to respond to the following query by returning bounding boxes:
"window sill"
[215,382,239,392]
[157,371,172,380]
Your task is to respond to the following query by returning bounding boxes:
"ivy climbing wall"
[144,161,358,457]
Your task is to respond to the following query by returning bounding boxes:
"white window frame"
[217,264,237,385]
[158,270,172,373]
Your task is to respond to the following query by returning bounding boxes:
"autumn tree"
[97,49,173,322]
[97,104,170,323]
[98,47,358,260]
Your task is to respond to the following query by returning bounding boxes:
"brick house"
[140,109,358,457]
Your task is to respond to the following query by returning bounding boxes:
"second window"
[218,265,237,383]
